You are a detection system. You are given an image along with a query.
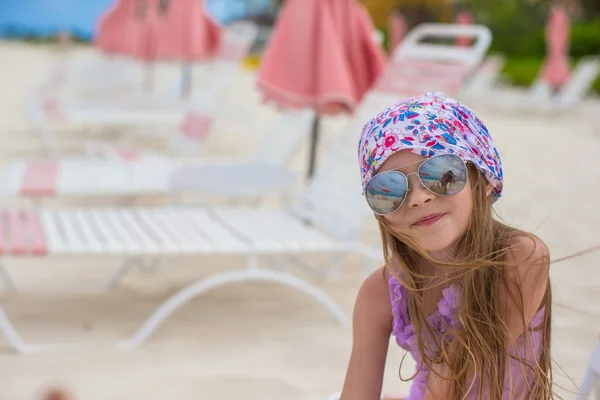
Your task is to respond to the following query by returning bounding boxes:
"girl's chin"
[416,234,460,255]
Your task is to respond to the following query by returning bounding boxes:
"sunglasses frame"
[364,153,469,216]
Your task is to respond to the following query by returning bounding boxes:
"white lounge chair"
[34,52,145,102]
[460,53,506,99]
[477,55,600,113]
[0,127,381,354]
[28,21,260,157]
[371,23,492,104]
[2,109,314,205]
[554,56,600,110]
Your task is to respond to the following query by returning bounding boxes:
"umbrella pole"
[181,62,192,99]
[307,115,320,180]
[144,62,155,93]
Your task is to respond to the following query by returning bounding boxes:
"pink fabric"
[126,0,160,61]
[7,211,27,255]
[94,0,137,54]
[22,211,47,255]
[179,112,213,141]
[257,0,387,115]
[20,162,58,197]
[0,211,6,255]
[540,4,571,88]
[43,99,65,121]
[455,10,474,47]
[373,60,468,96]
[388,11,407,55]
[111,146,141,161]
[0,210,47,256]
[153,0,222,61]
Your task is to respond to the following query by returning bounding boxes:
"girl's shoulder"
[359,266,392,300]
[500,227,550,318]
[355,267,393,329]
[502,227,550,272]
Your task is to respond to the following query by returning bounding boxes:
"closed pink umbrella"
[127,0,159,62]
[154,0,221,60]
[388,10,407,56]
[455,10,474,47]
[258,0,385,115]
[153,0,222,97]
[257,0,386,178]
[540,4,571,90]
[94,0,137,55]
[121,0,160,91]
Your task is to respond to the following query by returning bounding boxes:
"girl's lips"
[412,213,446,227]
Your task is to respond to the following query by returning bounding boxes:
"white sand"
[0,41,598,399]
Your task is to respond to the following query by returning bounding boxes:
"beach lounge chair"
[0,124,381,353]
[1,109,314,205]
[477,55,600,113]
[553,56,600,110]
[370,23,492,105]
[28,21,259,157]
[460,53,506,98]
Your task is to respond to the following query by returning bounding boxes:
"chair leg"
[138,258,161,275]
[285,252,344,279]
[0,305,37,353]
[0,257,348,353]
[118,256,348,350]
[103,258,141,291]
[0,305,86,353]
[0,260,17,292]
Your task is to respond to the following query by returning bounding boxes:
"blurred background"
[1,0,599,92]
[0,1,598,399]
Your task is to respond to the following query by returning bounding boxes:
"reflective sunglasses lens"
[365,172,408,214]
[419,154,468,196]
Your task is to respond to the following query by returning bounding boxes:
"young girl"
[340,92,552,399]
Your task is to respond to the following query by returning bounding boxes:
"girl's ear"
[486,183,494,197]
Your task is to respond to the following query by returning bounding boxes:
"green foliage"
[502,57,543,86]
[570,18,600,58]
[461,0,548,57]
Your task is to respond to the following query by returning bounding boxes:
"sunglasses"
[364,154,469,215]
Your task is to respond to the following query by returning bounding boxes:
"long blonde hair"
[379,163,553,399]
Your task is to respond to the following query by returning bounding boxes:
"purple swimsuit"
[389,274,545,399]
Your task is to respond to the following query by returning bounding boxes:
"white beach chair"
[478,55,600,113]
[2,109,314,205]
[554,56,600,110]
[577,338,600,399]
[0,127,381,353]
[460,53,506,98]
[34,52,145,101]
[370,23,492,105]
[28,21,260,157]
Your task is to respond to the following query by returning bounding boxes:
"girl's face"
[377,150,474,252]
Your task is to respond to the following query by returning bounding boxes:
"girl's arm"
[423,234,551,399]
[340,267,394,400]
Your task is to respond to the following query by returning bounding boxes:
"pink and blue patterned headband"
[358,92,503,200]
